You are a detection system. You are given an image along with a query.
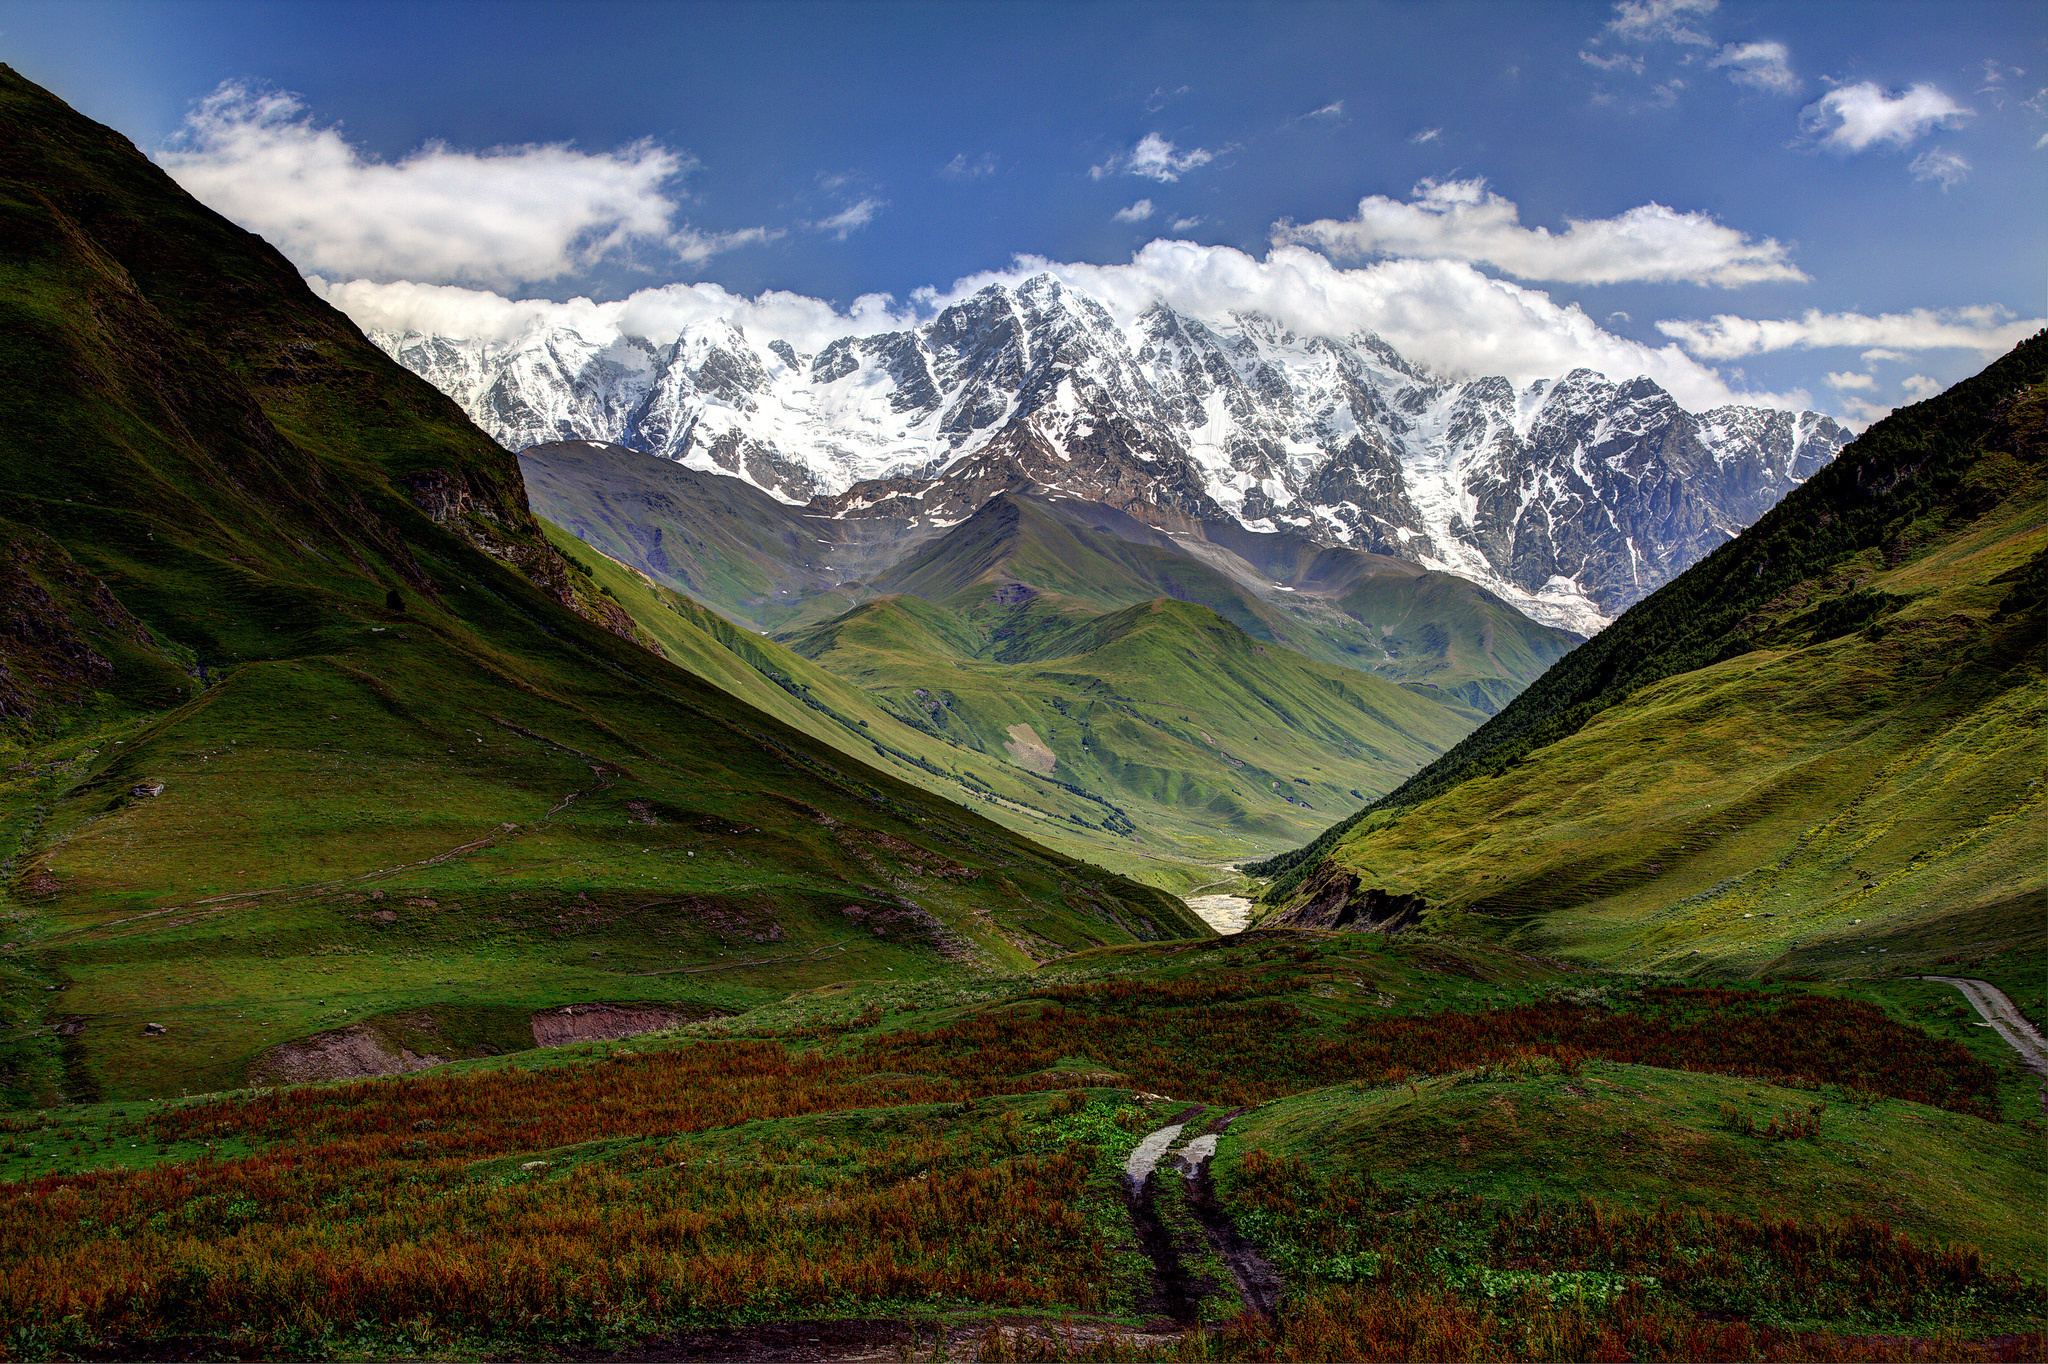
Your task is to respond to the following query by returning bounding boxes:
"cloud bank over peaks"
[320,238,1816,417]
[158,83,775,288]
[1090,133,1216,182]
[1273,178,1806,287]
[1800,82,1971,153]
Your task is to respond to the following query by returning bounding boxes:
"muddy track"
[1123,1106,1282,1327]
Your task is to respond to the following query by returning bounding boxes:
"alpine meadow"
[0,2,2043,1359]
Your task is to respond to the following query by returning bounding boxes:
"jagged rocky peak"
[367,281,1851,635]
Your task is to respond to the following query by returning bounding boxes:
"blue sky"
[6,0,2041,421]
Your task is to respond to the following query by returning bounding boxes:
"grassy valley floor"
[1,931,2040,1361]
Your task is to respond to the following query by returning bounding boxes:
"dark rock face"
[375,277,1850,633]
[1266,866,1425,934]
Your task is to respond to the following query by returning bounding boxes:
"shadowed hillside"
[0,67,1204,1105]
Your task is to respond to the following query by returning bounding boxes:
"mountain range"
[376,278,1850,636]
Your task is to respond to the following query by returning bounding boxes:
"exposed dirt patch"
[1003,722,1057,773]
[529,1001,723,1046]
[250,1023,444,1085]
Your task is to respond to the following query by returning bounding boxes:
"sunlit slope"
[1250,336,2048,981]
[0,67,1204,1106]
[520,443,1581,716]
[783,593,1472,863]
[539,523,1247,891]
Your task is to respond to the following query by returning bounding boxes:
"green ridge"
[0,66,1204,1106]
[1249,336,2048,990]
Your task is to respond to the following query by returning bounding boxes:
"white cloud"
[1800,82,1970,153]
[1169,215,1205,232]
[1979,59,2024,94]
[1090,133,1215,183]
[1909,147,1970,188]
[1836,396,1893,426]
[1303,101,1346,121]
[313,275,906,356]
[1824,371,1875,390]
[1657,305,2040,358]
[1860,348,1906,363]
[1113,199,1156,223]
[813,197,884,238]
[1711,41,1796,94]
[1411,127,1442,143]
[1899,374,1944,402]
[1274,177,1804,287]
[940,152,998,180]
[157,82,764,288]
[1603,0,1716,47]
[1580,50,1645,75]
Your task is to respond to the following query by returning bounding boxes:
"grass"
[0,933,2040,1359]
[0,65,1206,1109]
[1221,1059,2046,1280]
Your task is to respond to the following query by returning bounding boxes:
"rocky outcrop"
[1264,864,1425,934]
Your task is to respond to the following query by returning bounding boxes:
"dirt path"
[1919,976,2048,1085]
[1123,1108,1281,1327]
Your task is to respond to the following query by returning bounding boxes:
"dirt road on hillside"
[1919,976,2048,1080]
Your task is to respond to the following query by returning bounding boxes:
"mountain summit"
[377,276,1848,635]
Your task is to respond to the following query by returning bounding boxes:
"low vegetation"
[0,933,2038,1359]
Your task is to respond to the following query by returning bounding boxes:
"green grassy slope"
[0,67,1205,1106]
[518,442,1581,716]
[780,593,1474,867]
[1223,1059,2046,1279]
[1248,337,2048,988]
[538,523,1253,892]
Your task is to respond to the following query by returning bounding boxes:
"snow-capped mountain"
[374,274,1847,633]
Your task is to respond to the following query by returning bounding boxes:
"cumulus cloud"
[1899,374,1944,401]
[320,240,1808,414]
[1090,133,1215,182]
[158,82,765,288]
[1860,348,1906,364]
[1824,371,1875,390]
[1603,0,1717,46]
[813,197,884,238]
[1657,305,2040,358]
[1909,147,1970,188]
[1169,215,1205,232]
[1800,82,1970,152]
[1113,199,1156,223]
[1711,41,1796,94]
[1274,177,1804,287]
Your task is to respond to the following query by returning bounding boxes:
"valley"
[0,60,2039,1364]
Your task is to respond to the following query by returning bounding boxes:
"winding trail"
[1919,976,2048,1084]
